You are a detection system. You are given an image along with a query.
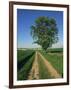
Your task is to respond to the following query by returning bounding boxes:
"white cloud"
[51,42,63,48]
[23,43,41,48]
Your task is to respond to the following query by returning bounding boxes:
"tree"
[31,16,58,51]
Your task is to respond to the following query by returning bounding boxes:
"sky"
[17,9,63,48]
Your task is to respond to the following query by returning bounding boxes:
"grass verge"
[40,50,63,77]
[17,54,35,80]
[38,55,53,79]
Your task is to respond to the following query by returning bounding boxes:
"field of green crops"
[17,50,35,80]
[17,48,63,80]
[47,48,63,53]
[39,48,63,77]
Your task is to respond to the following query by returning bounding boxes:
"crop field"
[17,48,63,80]
[17,50,35,80]
[39,49,63,77]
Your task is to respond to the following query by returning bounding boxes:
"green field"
[17,50,35,80]
[17,48,63,80]
[39,48,63,77]
[47,48,63,53]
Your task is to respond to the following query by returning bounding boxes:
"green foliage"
[17,50,24,61]
[17,50,34,62]
[31,16,58,51]
[17,54,35,80]
[47,48,63,53]
[17,50,35,80]
[17,50,35,70]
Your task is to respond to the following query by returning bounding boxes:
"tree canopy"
[31,16,58,51]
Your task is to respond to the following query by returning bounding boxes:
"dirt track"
[28,51,61,80]
[28,51,39,80]
[38,52,61,78]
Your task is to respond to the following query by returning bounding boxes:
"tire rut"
[28,51,39,80]
[38,52,61,78]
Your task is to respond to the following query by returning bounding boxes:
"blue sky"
[17,9,63,48]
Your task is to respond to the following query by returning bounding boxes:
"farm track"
[28,51,39,80]
[28,51,61,80]
[38,52,61,78]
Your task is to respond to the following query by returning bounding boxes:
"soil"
[28,51,61,80]
[28,51,39,80]
[38,52,61,78]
